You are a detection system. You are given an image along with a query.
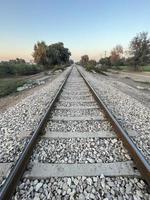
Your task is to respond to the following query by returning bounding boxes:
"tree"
[110,45,123,67]
[15,58,26,64]
[99,57,111,67]
[86,59,97,71]
[9,58,26,64]
[46,42,71,66]
[33,41,47,66]
[129,32,150,70]
[80,55,89,66]
[69,59,74,64]
[33,41,71,69]
[88,59,96,66]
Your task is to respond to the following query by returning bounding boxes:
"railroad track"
[0,66,150,199]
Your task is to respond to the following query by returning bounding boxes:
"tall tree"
[110,45,123,66]
[33,41,47,66]
[129,32,150,70]
[80,55,89,66]
[46,42,71,65]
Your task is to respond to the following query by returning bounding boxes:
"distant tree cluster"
[103,32,150,71]
[79,55,97,71]
[1,58,26,65]
[80,31,150,71]
[33,41,71,69]
[9,58,26,64]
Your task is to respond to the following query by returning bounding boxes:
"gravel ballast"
[78,66,150,164]
[51,108,104,118]
[13,176,150,200]
[0,138,29,162]
[2,66,149,199]
[59,95,94,101]
[31,138,130,163]
[56,101,97,107]
[45,120,113,132]
[0,68,71,164]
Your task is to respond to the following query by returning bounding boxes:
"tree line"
[80,31,150,71]
[0,42,72,77]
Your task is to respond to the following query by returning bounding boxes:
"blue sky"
[0,0,150,61]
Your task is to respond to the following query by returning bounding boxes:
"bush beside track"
[0,63,43,77]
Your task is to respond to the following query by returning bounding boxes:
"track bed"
[0,66,149,199]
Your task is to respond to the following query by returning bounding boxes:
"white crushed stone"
[51,108,104,117]
[0,68,71,163]
[78,65,150,164]
[46,120,112,132]
[31,138,130,163]
[13,177,150,199]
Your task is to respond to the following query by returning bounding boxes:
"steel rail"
[77,67,150,187]
[0,67,72,200]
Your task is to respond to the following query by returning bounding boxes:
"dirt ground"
[107,70,150,82]
[92,71,150,108]
[0,71,61,112]
[104,72,150,108]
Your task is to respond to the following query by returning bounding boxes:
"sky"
[0,0,150,61]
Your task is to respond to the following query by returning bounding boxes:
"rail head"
[77,67,150,187]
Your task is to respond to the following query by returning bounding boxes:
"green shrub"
[0,79,25,97]
[13,64,43,75]
[85,60,97,71]
[0,63,14,76]
[86,63,94,71]
[52,64,68,72]
[0,63,43,77]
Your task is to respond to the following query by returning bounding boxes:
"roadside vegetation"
[0,58,43,97]
[0,42,72,97]
[0,78,25,97]
[0,61,43,77]
[80,31,150,73]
